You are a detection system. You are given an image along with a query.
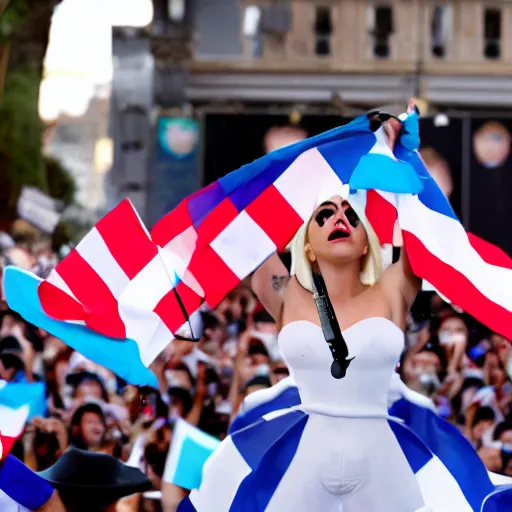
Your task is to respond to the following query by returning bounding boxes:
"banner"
[16,187,62,233]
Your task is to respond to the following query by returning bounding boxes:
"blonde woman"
[181,117,430,511]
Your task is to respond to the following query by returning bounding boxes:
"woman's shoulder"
[283,275,311,301]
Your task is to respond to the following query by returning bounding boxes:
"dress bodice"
[278,317,404,417]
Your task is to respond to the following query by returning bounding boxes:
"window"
[431,6,451,58]
[261,4,291,34]
[369,5,394,58]
[484,8,501,59]
[243,5,263,58]
[315,6,332,56]
[120,106,146,152]
[168,0,186,22]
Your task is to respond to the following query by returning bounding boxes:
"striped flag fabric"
[371,132,512,339]
[3,106,511,385]
[37,200,202,364]
[0,404,28,462]
[0,380,45,461]
[0,381,46,421]
[152,108,511,339]
[3,266,158,386]
[0,491,29,512]
[0,455,54,511]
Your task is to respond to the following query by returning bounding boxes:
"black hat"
[37,447,152,508]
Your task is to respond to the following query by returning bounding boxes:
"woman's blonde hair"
[289,190,382,292]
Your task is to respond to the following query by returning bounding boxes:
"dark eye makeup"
[314,206,361,229]
[345,207,360,228]
[314,209,335,227]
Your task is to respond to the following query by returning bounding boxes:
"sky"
[39,0,153,120]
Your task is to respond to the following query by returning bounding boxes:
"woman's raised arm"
[251,253,290,323]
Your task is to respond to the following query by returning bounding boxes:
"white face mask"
[256,364,270,377]
[439,331,466,346]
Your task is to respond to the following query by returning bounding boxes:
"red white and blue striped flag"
[4,107,511,384]
[0,380,46,462]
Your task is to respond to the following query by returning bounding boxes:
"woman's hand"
[30,416,69,453]
[47,417,69,453]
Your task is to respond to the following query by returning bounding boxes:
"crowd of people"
[1,217,512,511]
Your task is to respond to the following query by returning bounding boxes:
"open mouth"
[328,224,351,241]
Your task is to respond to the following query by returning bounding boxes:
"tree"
[44,155,76,207]
[0,0,62,227]
[0,69,47,224]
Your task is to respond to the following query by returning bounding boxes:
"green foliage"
[51,220,73,252]
[0,1,30,41]
[0,68,46,222]
[44,155,76,207]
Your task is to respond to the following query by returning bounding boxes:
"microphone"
[311,271,354,379]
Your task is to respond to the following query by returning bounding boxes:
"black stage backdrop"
[469,117,512,256]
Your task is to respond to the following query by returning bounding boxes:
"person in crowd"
[0,351,26,382]
[437,313,469,376]
[70,402,108,452]
[144,423,171,492]
[419,147,453,199]
[493,421,512,445]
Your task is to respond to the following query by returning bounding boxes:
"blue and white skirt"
[178,378,512,512]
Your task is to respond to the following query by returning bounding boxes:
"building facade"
[108,0,512,228]
[189,0,512,107]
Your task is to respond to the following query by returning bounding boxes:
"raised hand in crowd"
[26,416,69,471]
[184,361,207,426]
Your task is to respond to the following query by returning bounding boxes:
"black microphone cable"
[311,270,354,379]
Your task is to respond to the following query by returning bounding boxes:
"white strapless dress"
[185,317,429,512]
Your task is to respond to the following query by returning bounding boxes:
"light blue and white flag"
[163,418,220,491]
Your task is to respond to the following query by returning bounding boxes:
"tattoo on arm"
[271,275,290,291]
